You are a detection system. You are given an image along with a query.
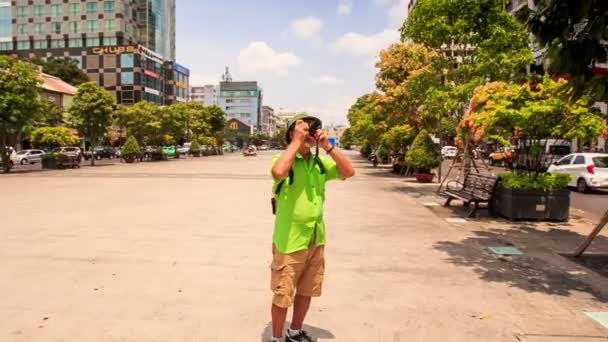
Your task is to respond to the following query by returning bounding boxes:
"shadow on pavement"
[260,321,335,341]
[434,226,608,302]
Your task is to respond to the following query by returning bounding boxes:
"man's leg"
[271,304,288,338]
[290,295,312,330]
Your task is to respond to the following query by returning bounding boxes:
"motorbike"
[369,154,378,168]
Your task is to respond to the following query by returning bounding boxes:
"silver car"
[15,149,45,165]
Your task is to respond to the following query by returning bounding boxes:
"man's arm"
[271,120,308,180]
[316,131,355,179]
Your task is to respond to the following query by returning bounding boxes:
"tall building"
[218,80,263,132]
[190,85,218,106]
[1,0,188,106]
[261,105,279,136]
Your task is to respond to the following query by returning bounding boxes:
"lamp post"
[437,68,449,184]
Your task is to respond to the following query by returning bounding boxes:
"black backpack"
[271,156,326,215]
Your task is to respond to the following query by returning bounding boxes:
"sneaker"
[285,330,314,342]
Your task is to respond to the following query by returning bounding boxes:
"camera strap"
[274,156,326,197]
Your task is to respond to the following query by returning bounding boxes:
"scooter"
[370,154,378,168]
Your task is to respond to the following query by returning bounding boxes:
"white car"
[441,146,458,159]
[15,149,45,165]
[547,153,608,193]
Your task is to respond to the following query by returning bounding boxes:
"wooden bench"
[444,174,498,218]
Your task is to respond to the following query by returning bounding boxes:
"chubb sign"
[91,46,137,55]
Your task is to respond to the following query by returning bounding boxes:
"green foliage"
[527,0,608,101]
[405,129,440,172]
[380,124,414,155]
[41,101,66,126]
[189,139,201,153]
[121,136,140,159]
[116,102,161,145]
[30,126,79,148]
[41,152,70,163]
[205,105,227,134]
[360,141,372,157]
[501,172,571,191]
[187,102,210,138]
[0,55,44,172]
[340,128,354,149]
[68,81,115,150]
[32,57,89,85]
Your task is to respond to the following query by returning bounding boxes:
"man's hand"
[292,120,309,147]
[315,130,333,152]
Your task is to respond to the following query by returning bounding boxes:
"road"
[1,151,608,341]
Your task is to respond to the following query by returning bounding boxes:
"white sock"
[271,337,281,342]
[288,328,300,336]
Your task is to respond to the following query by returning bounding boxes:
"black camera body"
[307,119,322,137]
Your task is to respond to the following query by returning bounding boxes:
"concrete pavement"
[1,150,608,341]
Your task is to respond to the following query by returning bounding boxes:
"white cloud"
[332,29,400,58]
[337,1,352,16]
[237,42,301,77]
[373,0,393,6]
[388,0,409,28]
[189,73,220,86]
[289,16,323,41]
[312,75,344,85]
[307,96,357,125]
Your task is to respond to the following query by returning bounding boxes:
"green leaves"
[501,172,571,191]
[121,136,140,158]
[30,126,79,148]
[69,81,115,140]
[405,129,440,172]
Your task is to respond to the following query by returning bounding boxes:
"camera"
[306,119,322,137]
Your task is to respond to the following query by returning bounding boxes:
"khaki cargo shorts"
[270,243,325,308]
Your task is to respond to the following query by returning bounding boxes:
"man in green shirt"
[269,114,355,342]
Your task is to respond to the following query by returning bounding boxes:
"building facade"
[190,84,218,106]
[218,81,263,131]
[1,0,187,106]
[165,62,189,104]
[261,105,279,136]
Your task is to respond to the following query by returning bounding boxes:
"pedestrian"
[268,114,355,342]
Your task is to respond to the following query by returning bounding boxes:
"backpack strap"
[274,168,294,196]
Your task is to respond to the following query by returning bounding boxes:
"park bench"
[444,173,498,218]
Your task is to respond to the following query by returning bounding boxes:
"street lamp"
[437,68,449,184]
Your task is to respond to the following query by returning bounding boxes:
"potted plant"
[189,139,201,157]
[121,136,140,163]
[406,129,440,182]
[460,77,605,221]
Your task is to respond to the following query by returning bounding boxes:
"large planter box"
[491,183,570,222]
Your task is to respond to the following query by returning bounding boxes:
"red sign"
[144,70,160,79]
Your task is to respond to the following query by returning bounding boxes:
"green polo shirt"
[271,153,340,254]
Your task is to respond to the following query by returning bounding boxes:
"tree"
[406,129,440,173]
[187,102,210,140]
[339,128,354,149]
[0,56,43,172]
[116,101,160,146]
[30,126,79,149]
[205,105,227,136]
[121,136,140,162]
[160,104,190,159]
[347,93,386,152]
[528,0,608,101]
[41,101,66,126]
[68,82,115,166]
[32,57,89,85]
[379,124,414,155]
[460,76,605,177]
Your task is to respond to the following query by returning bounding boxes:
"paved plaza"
[2,151,608,341]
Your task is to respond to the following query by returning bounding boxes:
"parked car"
[84,146,115,160]
[441,146,458,159]
[177,143,190,155]
[512,139,571,171]
[258,144,269,151]
[547,153,608,193]
[15,149,45,165]
[489,147,513,167]
[163,146,176,158]
[52,146,82,159]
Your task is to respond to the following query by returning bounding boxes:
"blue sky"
[176,0,409,125]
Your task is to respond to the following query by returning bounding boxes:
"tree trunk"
[174,143,179,159]
[90,134,95,166]
[1,132,10,173]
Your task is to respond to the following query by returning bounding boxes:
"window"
[34,40,48,49]
[120,54,133,68]
[121,72,133,85]
[104,1,115,13]
[51,4,63,17]
[557,155,574,166]
[87,20,98,32]
[52,22,61,34]
[69,3,80,16]
[573,155,586,165]
[17,6,28,18]
[86,37,100,46]
[17,24,27,35]
[69,22,79,33]
[87,2,98,14]
[51,39,65,48]
[35,23,44,34]
[225,99,235,103]
[0,42,12,51]
[593,157,608,168]
[0,6,11,38]
[17,40,30,50]
[103,36,116,46]
[68,38,83,47]
[104,19,115,32]
[34,5,45,17]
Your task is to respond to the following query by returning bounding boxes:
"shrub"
[405,129,440,173]
[121,136,140,159]
[189,139,201,154]
[360,142,372,157]
[500,172,571,191]
[31,126,79,149]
